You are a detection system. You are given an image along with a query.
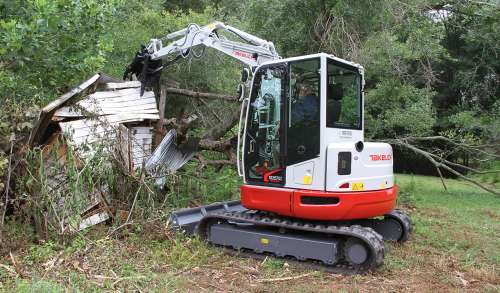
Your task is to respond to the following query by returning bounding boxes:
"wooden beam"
[154,86,167,148]
[165,87,238,101]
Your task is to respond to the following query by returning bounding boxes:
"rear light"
[339,182,350,189]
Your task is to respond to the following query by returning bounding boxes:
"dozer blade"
[169,200,247,235]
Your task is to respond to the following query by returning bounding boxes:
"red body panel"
[241,184,398,220]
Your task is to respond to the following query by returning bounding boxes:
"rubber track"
[384,209,412,242]
[198,210,385,274]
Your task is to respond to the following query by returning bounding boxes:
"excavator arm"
[124,22,280,94]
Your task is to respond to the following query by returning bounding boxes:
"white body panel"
[284,141,394,192]
[325,142,394,192]
[285,158,323,190]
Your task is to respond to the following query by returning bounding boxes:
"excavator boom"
[149,22,279,67]
[124,22,280,93]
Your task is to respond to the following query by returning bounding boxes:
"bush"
[365,79,436,138]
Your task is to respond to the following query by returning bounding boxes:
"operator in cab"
[292,83,320,128]
[288,81,320,163]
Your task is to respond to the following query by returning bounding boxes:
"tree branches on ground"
[384,136,499,196]
[160,85,240,165]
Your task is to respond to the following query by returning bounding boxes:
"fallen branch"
[9,252,28,278]
[438,160,499,196]
[390,139,449,191]
[195,154,235,170]
[257,272,313,282]
[429,153,499,175]
[387,138,499,196]
[177,114,199,139]
[202,108,240,140]
[199,138,232,153]
[126,167,145,223]
[165,87,238,101]
[404,136,500,159]
[106,222,133,238]
[203,159,234,165]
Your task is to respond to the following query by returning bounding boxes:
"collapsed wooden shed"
[28,74,160,233]
[29,74,159,172]
[27,73,229,233]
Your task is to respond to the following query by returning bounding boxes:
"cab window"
[326,59,362,130]
[287,58,321,165]
[244,66,285,184]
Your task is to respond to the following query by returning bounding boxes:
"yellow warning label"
[260,238,269,245]
[352,182,365,191]
[303,175,312,185]
[380,182,386,189]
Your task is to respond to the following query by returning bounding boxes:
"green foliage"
[164,0,208,13]
[262,258,285,274]
[365,79,436,138]
[444,3,500,110]
[0,0,120,103]
[163,161,242,209]
[0,220,35,255]
[1,0,497,143]
[25,240,58,265]
[241,0,498,143]
[14,279,64,293]
[242,0,312,56]
[102,1,240,94]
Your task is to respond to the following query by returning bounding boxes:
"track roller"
[343,238,369,266]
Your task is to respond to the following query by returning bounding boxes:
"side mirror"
[241,68,250,83]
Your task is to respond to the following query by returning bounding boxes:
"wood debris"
[256,273,313,283]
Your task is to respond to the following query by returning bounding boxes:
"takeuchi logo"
[268,175,283,183]
[369,154,392,161]
[234,51,255,59]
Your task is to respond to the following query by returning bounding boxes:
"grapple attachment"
[123,45,163,95]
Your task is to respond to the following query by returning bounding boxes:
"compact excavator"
[124,22,412,273]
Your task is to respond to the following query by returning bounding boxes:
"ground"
[0,174,499,292]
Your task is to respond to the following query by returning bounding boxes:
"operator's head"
[299,84,314,97]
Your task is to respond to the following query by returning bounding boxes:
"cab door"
[284,57,323,190]
[244,65,286,186]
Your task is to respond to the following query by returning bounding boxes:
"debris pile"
[28,74,191,233]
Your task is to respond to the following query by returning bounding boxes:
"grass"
[0,174,498,292]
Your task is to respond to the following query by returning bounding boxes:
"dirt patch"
[418,207,450,219]
[483,208,500,221]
